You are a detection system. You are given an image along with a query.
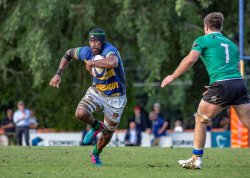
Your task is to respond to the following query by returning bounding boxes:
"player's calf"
[83,121,103,145]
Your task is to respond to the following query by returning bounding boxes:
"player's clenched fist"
[49,75,61,88]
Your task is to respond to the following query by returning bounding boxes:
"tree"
[1,0,249,129]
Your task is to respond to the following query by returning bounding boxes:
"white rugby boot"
[178,157,202,169]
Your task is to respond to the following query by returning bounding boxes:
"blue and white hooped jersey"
[75,42,126,96]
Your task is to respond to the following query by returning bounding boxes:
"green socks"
[92,120,100,130]
[92,145,102,155]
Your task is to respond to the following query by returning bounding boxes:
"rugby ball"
[92,55,107,77]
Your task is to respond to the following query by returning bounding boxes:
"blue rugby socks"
[192,148,203,157]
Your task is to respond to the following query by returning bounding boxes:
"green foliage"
[1,0,250,129]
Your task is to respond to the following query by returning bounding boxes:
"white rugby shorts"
[77,86,127,123]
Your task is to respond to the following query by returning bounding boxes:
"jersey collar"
[205,31,222,36]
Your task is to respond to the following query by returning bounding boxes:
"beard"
[91,48,101,55]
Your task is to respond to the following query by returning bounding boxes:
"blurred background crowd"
[1,100,230,146]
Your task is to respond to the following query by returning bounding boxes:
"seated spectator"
[1,108,16,145]
[125,121,141,146]
[149,111,168,146]
[81,125,97,146]
[129,105,151,132]
[174,120,183,132]
[220,115,230,130]
[206,120,212,131]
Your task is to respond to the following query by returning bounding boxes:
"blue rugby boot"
[83,121,103,145]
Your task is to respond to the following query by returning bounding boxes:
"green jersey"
[192,32,242,84]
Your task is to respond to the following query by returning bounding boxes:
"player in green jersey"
[161,12,250,169]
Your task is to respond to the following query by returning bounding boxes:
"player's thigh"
[198,99,224,119]
[233,103,250,118]
[102,95,127,132]
[103,95,127,124]
[77,87,102,113]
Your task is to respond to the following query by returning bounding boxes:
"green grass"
[0,147,250,178]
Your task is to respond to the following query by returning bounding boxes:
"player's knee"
[195,111,211,124]
[75,108,90,122]
[102,120,118,133]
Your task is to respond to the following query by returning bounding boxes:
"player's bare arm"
[86,54,118,71]
[49,48,81,88]
[161,50,201,88]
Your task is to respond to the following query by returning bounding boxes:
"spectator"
[174,120,183,132]
[125,121,141,146]
[29,110,39,132]
[206,120,212,131]
[0,108,16,145]
[13,101,30,146]
[130,106,151,132]
[153,102,169,129]
[220,115,230,130]
[149,111,168,146]
[81,125,97,146]
[153,103,165,117]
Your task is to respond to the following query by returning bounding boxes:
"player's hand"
[49,75,61,88]
[85,61,94,75]
[161,75,174,88]
[202,85,210,96]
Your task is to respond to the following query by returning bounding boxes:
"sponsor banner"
[169,132,211,148]
[108,132,126,147]
[211,131,231,148]
[30,133,82,146]
[29,131,211,147]
[108,132,172,147]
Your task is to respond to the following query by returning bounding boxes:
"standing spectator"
[153,102,169,129]
[13,101,30,146]
[1,108,16,145]
[130,106,150,132]
[149,111,168,146]
[125,121,141,146]
[153,103,164,118]
[174,120,183,132]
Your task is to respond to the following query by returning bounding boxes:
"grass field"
[0,147,250,178]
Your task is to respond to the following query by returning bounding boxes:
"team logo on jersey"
[112,113,119,118]
[211,35,217,39]
[211,96,218,102]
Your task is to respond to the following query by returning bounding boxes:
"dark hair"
[5,108,13,117]
[89,28,106,46]
[204,12,224,31]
